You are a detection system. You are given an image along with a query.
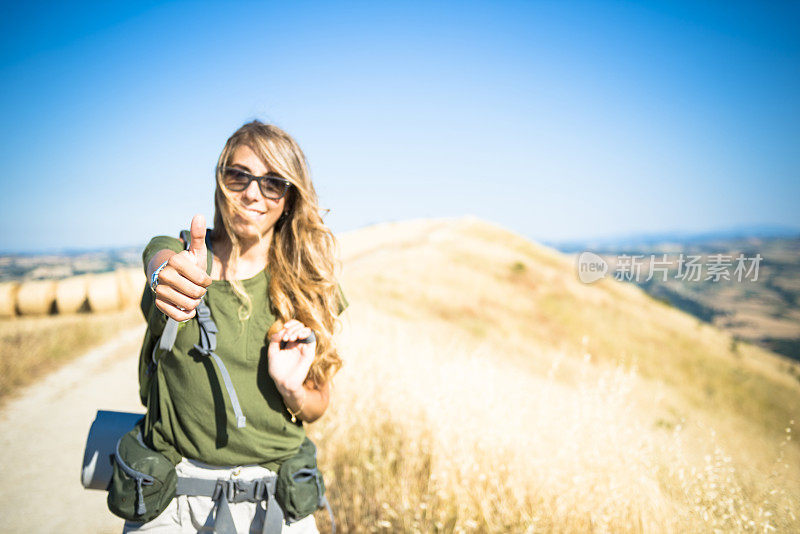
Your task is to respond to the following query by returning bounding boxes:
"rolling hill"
[315,216,800,531]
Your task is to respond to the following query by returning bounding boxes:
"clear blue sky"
[1,0,798,252]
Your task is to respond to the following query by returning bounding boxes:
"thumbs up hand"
[150,214,213,322]
[187,214,209,272]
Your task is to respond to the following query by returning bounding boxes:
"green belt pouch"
[275,436,330,525]
[107,424,178,523]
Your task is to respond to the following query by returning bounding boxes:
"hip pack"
[81,411,333,532]
[107,424,177,523]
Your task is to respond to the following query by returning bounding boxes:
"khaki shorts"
[122,458,319,534]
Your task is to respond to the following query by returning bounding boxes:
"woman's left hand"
[267,319,316,397]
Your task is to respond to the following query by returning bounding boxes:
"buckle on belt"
[211,479,240,502]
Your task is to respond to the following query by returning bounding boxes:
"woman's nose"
[243,179,262,200]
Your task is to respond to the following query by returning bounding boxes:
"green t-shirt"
[138,234,345,471]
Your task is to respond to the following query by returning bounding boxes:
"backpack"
[81,229,334,532]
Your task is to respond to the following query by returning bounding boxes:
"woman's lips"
[242,206,266,217]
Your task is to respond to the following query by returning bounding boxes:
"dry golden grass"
[0,307,142,403]
[308,217,799,532]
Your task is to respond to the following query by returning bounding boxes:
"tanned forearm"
[279,380,330,424]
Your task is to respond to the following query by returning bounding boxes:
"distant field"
[562,236,800,362]
[0,246,141,282]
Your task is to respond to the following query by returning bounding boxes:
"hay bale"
[87,272,123,312]
[16,280,57,315]
[56,275,89,314]
[116,268,145,307]
[0,281,20,317]
[128,268,146,294]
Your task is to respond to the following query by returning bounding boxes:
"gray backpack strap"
[193,298,247,428]
[176,476,284,534]
[159,321,180,352]
[176,478,237,534]
[154,229,246,429]
[263,488,285,534]
[322,496,336,534]
[179,230,246,428]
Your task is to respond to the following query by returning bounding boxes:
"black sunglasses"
[218,166,292,200]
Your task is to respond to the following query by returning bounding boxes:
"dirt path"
[0,325,145,534]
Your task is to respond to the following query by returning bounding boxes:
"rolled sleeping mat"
[0,281,20,317]
[81,410,145,490]
[87,272,123,312]
[56,275,88,314]
[16,279,57,315]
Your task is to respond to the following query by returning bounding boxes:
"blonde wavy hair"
[212,120,343,386]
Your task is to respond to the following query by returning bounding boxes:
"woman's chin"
[231,219,270,242]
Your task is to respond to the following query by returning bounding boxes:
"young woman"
[126,121,345,533]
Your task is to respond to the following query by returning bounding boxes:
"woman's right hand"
[150,214,212,321]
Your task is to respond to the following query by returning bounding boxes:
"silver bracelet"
[150,260,169,294]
